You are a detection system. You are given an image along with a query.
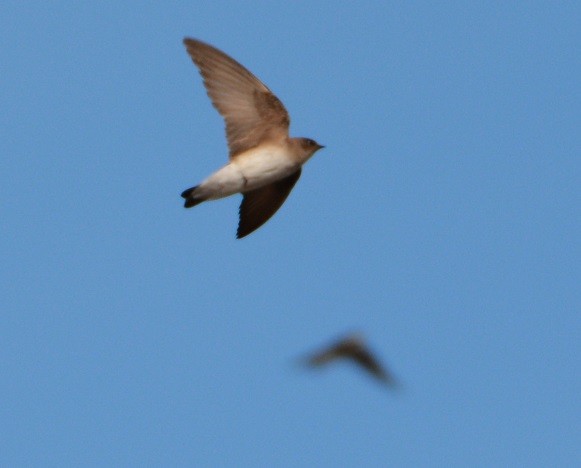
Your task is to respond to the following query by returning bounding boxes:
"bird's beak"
[318,144,325,150]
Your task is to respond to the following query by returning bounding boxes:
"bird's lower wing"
[237,169,301,239]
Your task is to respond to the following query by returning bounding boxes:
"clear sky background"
[1,2,579,466]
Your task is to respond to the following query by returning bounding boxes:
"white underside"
[195,146,299,200]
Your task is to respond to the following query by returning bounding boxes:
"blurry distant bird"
[180,38,324,238]
[303,333,397,387]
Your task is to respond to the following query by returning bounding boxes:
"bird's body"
[180,38,324,238]
[187,143,301,202]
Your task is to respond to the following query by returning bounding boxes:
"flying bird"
[180,38,325,238]
[303,333,397,387]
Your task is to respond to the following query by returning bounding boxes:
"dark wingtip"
[236,219,259,239]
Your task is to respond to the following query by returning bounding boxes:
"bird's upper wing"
[184,38,290,158]
[237,170,301,239]
[307,349,339,366]
[306,341,347,366]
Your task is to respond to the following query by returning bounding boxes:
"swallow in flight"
[303,333,397,387]
[180,38,324,238]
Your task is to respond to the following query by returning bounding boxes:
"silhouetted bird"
[304,333,397,387]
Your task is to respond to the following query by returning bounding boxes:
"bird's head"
[300,138,325,153]
[296,138,325,162]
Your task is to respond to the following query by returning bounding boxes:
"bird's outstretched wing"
[184,38,290,158]
[237,170,301,238]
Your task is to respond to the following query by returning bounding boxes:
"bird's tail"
[181,186,206,208]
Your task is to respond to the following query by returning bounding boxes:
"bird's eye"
[308,139,315,146]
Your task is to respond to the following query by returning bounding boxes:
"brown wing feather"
[183,38,290,158]
[308,348,341,366]
[237,170,301,239]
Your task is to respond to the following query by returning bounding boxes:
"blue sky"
[1,2,579,466]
